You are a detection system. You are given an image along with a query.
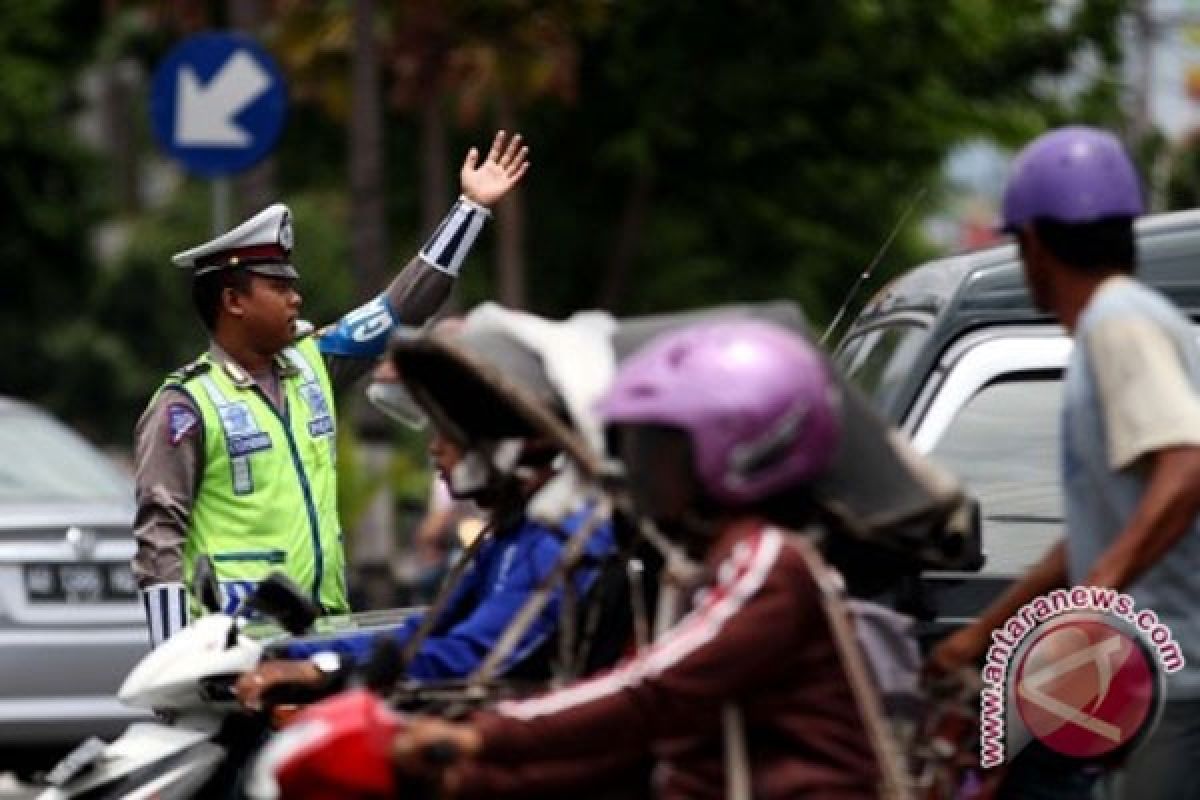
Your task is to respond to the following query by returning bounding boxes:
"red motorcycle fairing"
[249,689,404,800]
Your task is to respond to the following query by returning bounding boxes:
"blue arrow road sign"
[150,32,287,177]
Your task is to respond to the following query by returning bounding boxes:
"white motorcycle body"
[119,615,263,711]
[37,614,263,800]
[35,724,221,800]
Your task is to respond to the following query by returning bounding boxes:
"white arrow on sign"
[175,50,271,147]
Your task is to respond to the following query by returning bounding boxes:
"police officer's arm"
[319,131,530,389]
[132,389,204,646]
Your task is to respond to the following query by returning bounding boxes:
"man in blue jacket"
[235,316,617,704]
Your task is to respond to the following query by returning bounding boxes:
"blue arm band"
[317,293,400,358]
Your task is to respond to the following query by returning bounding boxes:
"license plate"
[25,563,138,603]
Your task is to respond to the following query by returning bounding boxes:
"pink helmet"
[599,319,841,506]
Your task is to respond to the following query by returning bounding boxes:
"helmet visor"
[607,424,698,523]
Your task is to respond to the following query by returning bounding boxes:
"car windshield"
[929,378,1062,575]
[0,405,132,504]
[836,322,929,410]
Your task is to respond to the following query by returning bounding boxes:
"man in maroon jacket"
[394,319,884,799]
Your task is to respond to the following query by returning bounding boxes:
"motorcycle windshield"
[612,302,983,578]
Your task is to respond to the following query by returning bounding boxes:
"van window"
[837,322,928,409]
[929,378,1061,575]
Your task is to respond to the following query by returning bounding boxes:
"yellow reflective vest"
[163,336,348,616]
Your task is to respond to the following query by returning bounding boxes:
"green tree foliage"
[508,0,1128,322]
[5,0,1129,445]
[0,1,104,430]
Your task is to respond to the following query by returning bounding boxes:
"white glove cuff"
[141,582,190,648]
[419,195,491,276]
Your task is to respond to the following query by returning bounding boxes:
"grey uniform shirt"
[133,256,453,588]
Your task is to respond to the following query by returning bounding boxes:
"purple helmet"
[1001,126,1144,232]
[599,320,841,506]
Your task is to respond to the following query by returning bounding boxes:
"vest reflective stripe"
[196,374,255,495]
[284,347,315,381]
[283,346,337,460]
[168,338,348,616]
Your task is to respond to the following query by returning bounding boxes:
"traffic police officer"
[133,130,530,646]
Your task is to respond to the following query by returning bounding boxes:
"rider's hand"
[927,622,988,677]
[234,659,321,711]
[393,716,482,781]
[460,130,530,208]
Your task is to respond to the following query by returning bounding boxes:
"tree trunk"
[419,93,457,310]
[228,0,276,216]
[349,0,389,300]
[598,171,653,310]
[419,94,450,236]
[100,59,140,214]
[494,95,526,308]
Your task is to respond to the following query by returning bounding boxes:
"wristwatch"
[309,651,343,686]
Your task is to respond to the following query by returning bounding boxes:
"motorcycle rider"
[390,319,886,799]
[235,308,618,707]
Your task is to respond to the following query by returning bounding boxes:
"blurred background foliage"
[0,0,1152,550]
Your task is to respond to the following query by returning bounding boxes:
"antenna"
[820,186,928,345]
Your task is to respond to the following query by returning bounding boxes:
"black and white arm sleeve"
[141,582,190,647]
[419,194,492,276]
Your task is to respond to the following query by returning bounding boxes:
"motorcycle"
[34,561,321,800]
[244,301,989,800]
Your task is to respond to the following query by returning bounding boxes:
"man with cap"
[133,130,529,647]
[930,126,1200,799]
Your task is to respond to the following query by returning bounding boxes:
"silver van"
[835,209,1200,634]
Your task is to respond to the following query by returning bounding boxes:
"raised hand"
[460,130,530,208]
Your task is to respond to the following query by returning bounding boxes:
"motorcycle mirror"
[247,573,320,635]
[193,555,222,614]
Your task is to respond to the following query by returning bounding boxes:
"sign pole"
[212,177,231,236]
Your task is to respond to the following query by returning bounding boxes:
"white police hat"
[172,203,298,279]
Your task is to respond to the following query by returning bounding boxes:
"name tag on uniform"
[300,383,330,418]
[300,383,334,439]
[298,381,336,438]
[308,417,335,437]
[228,432,273,457]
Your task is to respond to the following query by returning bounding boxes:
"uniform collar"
[207,341,300,388]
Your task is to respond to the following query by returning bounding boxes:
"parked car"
[0,397,149,749]
[834,209,1200,631]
